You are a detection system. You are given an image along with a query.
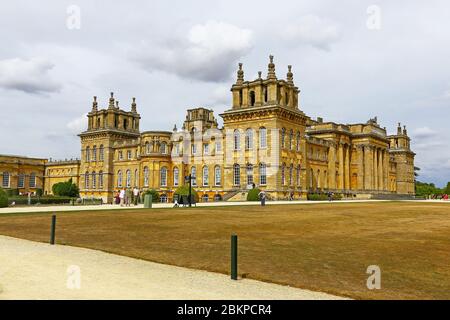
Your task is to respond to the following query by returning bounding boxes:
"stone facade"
[0,56,416,202]
[0,155,46,194]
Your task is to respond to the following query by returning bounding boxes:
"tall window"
[118,151,123,160]
[249,90,256,106]
[134,169,139,187]
[92,171,97,189]
[92,146,97,161]
[85,172,90,189]
[246,164,253,185]
[99,145,104,161]
[127,150,132,160]
[126,170,131,187]
[18,173,25,188]
[289,130,293,150]
[215,141,222,152]
[160,167,167,187]
[281,163,286,185]
[99,171,103,189]
[160,142,167,154]
[29,172,36,188]
[203,143,209,154]
[117,170,123,187]
[191,143,197,155]
[145,142,152,154]
[296,132,301,152]
[85,147,90,162]
[173,167,179,186]
[144,167,149,187]
[233,164,240,186]
[203,166,209,186]
[2,172,10,188]
[233,130,240,150]
[281,128,286,149]
[191,166,197,186]
[259,127,267,149]
[259,163,267,185]
[214,166,221,186]
[296,165,301,186]
[245,129,253,150]
[289,164,293,185]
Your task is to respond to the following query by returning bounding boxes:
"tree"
[415,181,442,197]
[0,187,8,208]
[144,189,160,203]
[444,182,450,195]
[247,188,261,201]
[52,178,79,197]
[174,185,199,202]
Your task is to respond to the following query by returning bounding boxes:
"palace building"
[0,56,415,202]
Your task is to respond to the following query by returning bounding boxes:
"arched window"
[202,194,209,202]
[281,128,286,149]
[85,146,90,162]
[246,164,253,185]
[289,130,293,150]
[310,169,314,188]
[126,170,131,187]
[317,169,321,189]
[259,127,267,149]
[160,142,167,154]
[191,166,197,186]
[296,132,301,152]
[259,163,267,185]
[160,194,168,203]
[173,167,179,186]
[160,167,167,187]
[85,172,90,189]
[263,87,268,103]
[92,171,97,189]
[233,164,240,186]
[289,164,293,185]
[249,91,255,106]
[145,142,152,154]
[2,172,10,188]
[296,165,301,186]
[202,166,209,186]
[245,128,253,150]
[92,145,97,161]
[123,119,128,130]
[143,167,149,187]
[214,194,222,201]
[18,173,25,188]
[99,171,103,189]
[233,129,240,151]
[99,145,104,161]
[324,170,328,189]
[97,117,101,128]
[214,166,221,186]
[281,163,286,185]
[117,170,123,187]
[29,172,36,188]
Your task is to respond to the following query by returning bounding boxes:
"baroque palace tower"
[0,56,416,202]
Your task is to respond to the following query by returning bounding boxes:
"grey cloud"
[0,57,61,94]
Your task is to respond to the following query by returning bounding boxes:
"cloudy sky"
[0,0,449,186]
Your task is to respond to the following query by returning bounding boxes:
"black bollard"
[50,214,56,245]
[231,234,238,280]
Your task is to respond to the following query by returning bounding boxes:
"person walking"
[125,188,132,206]
[133,187,139,206]
[119,188,125,206]
[258,190,266,206]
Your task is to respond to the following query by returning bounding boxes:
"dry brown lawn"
[0,201,449,299]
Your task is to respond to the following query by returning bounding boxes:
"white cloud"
[0,57,61,94]
[67,114,87,134]
[283,15,340,51]
[132,20,253,82]
[412,126,438,139]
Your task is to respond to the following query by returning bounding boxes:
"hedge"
[307,193,342,201]
[8,196,74,205]
[174,185,199,202]
[247,188,261,201]
[0,188,8,208]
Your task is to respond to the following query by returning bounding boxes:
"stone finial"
[115,100,119,109]
[287,65,293,83]
[258,71,262,79]
[131,97,137,113]
[403,125,407,135]
[397,122,402,135]
[92,96,98,112]
[267,55,276,79]
[173,124,178,132]
[236,63,244,84]
[108,92,115,109]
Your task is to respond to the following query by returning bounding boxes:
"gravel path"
[0,235,344,300]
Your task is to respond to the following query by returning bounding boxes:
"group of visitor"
[113,187,142,206]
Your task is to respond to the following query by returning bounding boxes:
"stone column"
[364,146,372,190]
[357,145,364,190]
[345,145,350,190]
[338,143,344,190]
[373,148,378,190]
[384,150,390,191]
[378,150,383,191]
[328,143,336,190]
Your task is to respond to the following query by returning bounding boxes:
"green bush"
[247,188,261,201]
[307,193,342,201]
[174,185,199,202]
[52,179,79,197]
[6,188,19,197]
[8,196,74,205]
[36,188,43,197]
[144,189,160,203]
[0,188,8,208]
